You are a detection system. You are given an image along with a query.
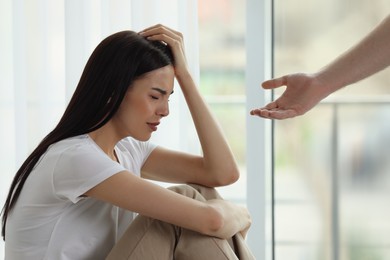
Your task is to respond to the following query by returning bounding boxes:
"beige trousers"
[106,184,255,260]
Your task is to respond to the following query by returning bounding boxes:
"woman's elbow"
[228,167,240,184]
[214,166,240,187]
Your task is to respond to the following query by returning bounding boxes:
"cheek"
[127,97,154,119]
[134,98,149,112]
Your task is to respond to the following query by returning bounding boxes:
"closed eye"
[150,87,173,101]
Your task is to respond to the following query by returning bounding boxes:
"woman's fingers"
[144,34,180,49]
[144,32,186,66]
[139,24,184,57]
[139,24,183,43]
[139,24,189,76]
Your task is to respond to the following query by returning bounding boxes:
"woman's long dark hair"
[1,30,174,240]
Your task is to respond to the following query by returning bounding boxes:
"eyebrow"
[151,87,174,95]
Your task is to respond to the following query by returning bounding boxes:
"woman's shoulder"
[45,135,107,165]
[50,135,124,178]
[50,134,89,147]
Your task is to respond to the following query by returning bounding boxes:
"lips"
[147,122,160,131]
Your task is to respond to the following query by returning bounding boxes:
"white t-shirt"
[5,134,156,260]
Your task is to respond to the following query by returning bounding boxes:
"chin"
[131,134,151,142]
[139,137,151,142]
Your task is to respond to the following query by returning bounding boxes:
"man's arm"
[251,14,390,119]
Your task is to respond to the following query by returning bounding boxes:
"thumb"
[261,75,287,90]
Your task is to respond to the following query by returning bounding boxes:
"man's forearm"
[316,14,390,93]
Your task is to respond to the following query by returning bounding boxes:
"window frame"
[245,0,274,259]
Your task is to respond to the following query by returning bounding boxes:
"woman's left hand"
[139,24,189,78]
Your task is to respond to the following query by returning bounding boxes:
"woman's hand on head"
[139,24,189,78]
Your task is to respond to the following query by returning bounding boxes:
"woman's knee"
[168,184,204,200]
[168,184,222,201]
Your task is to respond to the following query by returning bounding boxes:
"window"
[198,0,246,205]
[273,1,390,259]
[199,1,273,258]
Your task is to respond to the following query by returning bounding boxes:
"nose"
[158,101,169,117]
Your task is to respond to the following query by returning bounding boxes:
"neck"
[88,123,121,161]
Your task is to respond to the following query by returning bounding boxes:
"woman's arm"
[139,25,239,187]
[251,14,390,119]
[85,171,251,239]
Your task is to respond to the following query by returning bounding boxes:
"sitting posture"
[2,25,254,260]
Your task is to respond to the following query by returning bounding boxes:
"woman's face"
[111,65,175,141]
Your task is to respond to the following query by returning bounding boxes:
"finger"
[261,76,287,90]
[249,101,278,116]
[139,24,179,35]
[269,109,296,119]
[249,109,263,116]
[250,108,297,120]
[140,28,180,41]
[145,33,184,56]
[265,109,297,119]
[152,24,181,38]
[139,25,182,42]
[138,24,166,34]
[249,109,274,119]
[250,108,273,118]
[144,32,187,72]
[252,101,278,111]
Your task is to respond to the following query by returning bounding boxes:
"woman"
[2,25,254,259]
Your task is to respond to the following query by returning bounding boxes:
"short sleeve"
[117,138,157,170]
[53,144,125,203]
[130,138,157,165]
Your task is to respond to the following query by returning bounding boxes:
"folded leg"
[106,184,254,260]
